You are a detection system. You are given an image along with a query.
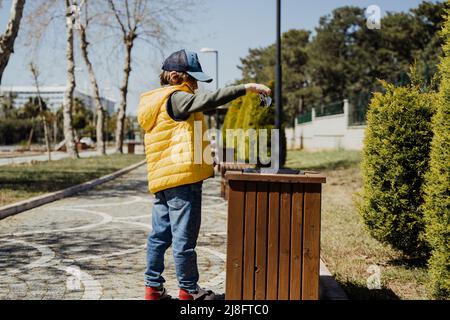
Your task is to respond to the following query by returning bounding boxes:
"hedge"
[221,91,286,166]
[0,118,43,145]
[422,9,450,299]
[359,82,435,257]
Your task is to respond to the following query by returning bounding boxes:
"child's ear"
[169,71,179,84]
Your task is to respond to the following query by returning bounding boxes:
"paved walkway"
[0,163,346,300]
[0,165,227,299]
[0,146,144,166]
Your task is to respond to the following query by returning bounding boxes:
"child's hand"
[244,83,272,95]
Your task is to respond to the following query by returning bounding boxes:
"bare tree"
[105,0,189,153]
[107,0,138,154]
[0,0,26,84]
[63,0,79,158]
[24,0,79,158]
[24,0,195,155]
[29,62,52,161]
[78,0,106,155]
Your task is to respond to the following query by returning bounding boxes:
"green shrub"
[0,118,43,145]
[222,97,241,132]
[221,97,241,161]
[359,82,435,257]
[234,96,247,131]
[422,11,450,299]
[240,92,267,162]
[221,91,287,166]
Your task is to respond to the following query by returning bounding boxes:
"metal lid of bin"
[225,171,326,184]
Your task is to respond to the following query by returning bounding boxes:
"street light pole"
[260,0,285,174]
[200,48,219,130]
[275,0,282,132]
[215,51,219,129]
[274,0,282,171]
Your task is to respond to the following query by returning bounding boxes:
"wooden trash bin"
[127,142,136,154]
[220,163,255,199]
[225,171,326,300]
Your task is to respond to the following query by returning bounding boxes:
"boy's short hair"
[159,71,194,86]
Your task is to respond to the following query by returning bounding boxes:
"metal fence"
[315,100,344,117]
[297,110,312,124]
[295,95,370,127]
[348,93,371,126]
[348,103,367,126]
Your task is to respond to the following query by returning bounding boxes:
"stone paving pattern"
[0,165,227,299]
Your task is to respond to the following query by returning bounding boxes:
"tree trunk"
[115,41,133,154]
[37,97,52,161]
[27,126,34,151]
[79,25,106,155]
[63,0,79,158]
[0,0,26,84]
[53,118,58,145]
[40,112,52,161]
[30,64,52,161]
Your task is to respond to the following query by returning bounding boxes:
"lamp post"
[267,0,283,173]
[275,0,282,133]
[260,0,284,174]
[200,47,219,129]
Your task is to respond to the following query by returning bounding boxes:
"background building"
[0,86,116,114]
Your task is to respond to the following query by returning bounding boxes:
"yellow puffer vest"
[137,83,214,194]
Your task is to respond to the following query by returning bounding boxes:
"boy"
[137,49,270,300]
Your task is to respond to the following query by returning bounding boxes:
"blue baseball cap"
[162,49,213,83]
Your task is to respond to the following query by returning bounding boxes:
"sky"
[0,0,442,115]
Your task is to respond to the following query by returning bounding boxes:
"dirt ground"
[320,166,429,300]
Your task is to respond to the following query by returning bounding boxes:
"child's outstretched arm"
[168,83,271,120]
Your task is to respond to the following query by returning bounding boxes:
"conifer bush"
[359,82,435,257]
[221,98,241,132]
[422,10,450,299]
[221,91,286,166]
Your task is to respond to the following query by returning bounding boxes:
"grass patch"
[287,149,429,299]
[285,149,361,170]
[0,154,145,207]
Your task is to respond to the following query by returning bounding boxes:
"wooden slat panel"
[278,183,292,300]
[254,182,268,300]
[226,180,246,300]
[290,184,304,300]
[301,183,322,300]
[266,183,280,300]
[225,171,326,184]
[243,182,256,300]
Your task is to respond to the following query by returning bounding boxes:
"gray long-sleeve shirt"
[167,84,246,121]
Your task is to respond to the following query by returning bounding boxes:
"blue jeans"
[145,181,202,292]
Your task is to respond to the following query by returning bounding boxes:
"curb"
[319,259,349,300]
[0,160,146,220]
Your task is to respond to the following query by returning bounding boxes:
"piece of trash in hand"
[259,94,272,107]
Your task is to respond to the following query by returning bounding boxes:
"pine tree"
[360,82,435,257]
[222,92,276,164]
[422,7,450,299]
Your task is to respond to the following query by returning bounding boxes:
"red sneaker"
[178,286,215,300]
[145,286,171,300]
[178,288,194,300]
